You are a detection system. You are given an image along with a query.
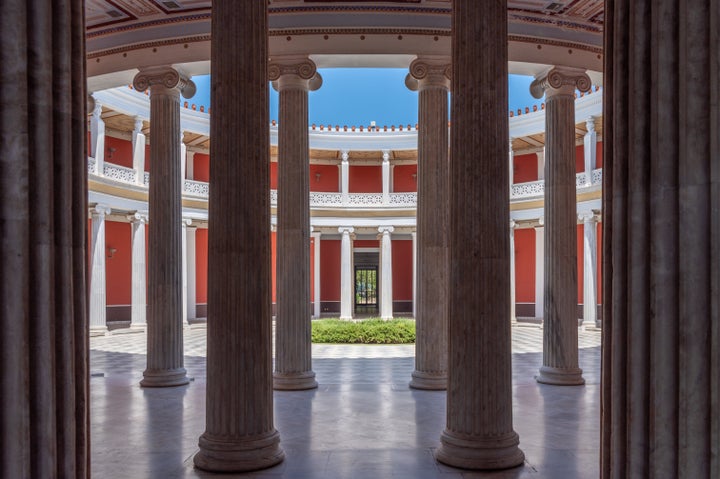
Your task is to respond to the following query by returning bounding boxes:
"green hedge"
[311,318,415,344]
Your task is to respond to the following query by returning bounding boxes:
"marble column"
[602,4,719,476]
[531,67,590,386]
[1,0,90,472]
[583,117,597,186]
[180,218,192,324]
[382,150,391,204]
[194,1,284,471]
[437,0,524,469]
[89,204,111,332]
[406,57,450,390]
[269,57,322,391]
[378,226,394,320]
[133,66,195,388]
[186,150,196,180]
[537,149,545,180]
[339,227,355,320]
[534,219,545,319]
[90,98,105,174]
[186,222,197,322]
[132,117,146,185]
[510,220,517,323]
[312,231,321,318]
[509,139,515,187]
[579,212,597,328]
[180,132,187,191]
[129,211,148,328]
[340,150,350,205]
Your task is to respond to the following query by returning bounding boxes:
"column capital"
[406,56,451,91]
[90,204,111,217]
[181,218,193,227]
[271,223,277,233]
[311,230,322,238]
[536,216,544,227]
[269,58,322,91]
[410,230,416,238]
[509,220,516,230]
[378,226,394,235]
[382,150,390,163]
[133,116,144,133]
[530,66,591,99]
[129,211,149,224]
[585,116,597,132]
[578,211,598,223]
[338,226,355,235]
[341,150,350,162]
[91,96,103,117]
[133,66,196,98]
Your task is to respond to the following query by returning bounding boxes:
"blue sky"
[189,69,542,125]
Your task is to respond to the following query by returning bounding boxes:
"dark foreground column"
[530,66,590,386]
[1,0,89,475]
[133,67,195,388]
[602,1,720,477]
[194,1,284,472]
[436,0,524,470]
[270,57,321,391]
[406,57,450,390]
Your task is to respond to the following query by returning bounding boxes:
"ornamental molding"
[268,59,317,81]
[530,66,591,99]
[407,57,451,90]
[132,66,196,99]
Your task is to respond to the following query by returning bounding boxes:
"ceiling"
[86,1,605,89]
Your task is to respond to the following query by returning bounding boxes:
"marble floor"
[90,325,601,479]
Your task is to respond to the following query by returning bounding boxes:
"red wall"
[349,165,382,193]
[513,153,538,183]
[310,164,339,192]
[270,162,278,189]
[105,136,133,168]
[144,144,151,172]
[575,145,585,173]
[353,239,377,248]
[105,221,131,306]
[514,229,535,302]
[596,142,603,169]
[391,240,413,301]
[393,165,417,192]
[320,240,341,302]
[194,153,210,182]
[196,228,208,303]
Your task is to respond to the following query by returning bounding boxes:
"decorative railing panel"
[103,163,137,184]
[184,180,209,197]
[310,192,343,206]
[347,193,383,206]
[388,192,417,207]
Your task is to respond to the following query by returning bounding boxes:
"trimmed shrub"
[311,318,415,344]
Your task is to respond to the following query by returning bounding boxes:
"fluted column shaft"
[89,204,110,331]
[339,227,355,319]
[602,2,719,477]
[270,58,321,390]
[437,0,524,470]
[407,58,450,390]
[531,67,590,386]
[129,212,148,328]
[132,117,146,185]
[90,99,105,174]
[1,0,89,473]
[133,66,193,388]
[510,221,517,323]
[378,226,394,319]
[194,1,283,471]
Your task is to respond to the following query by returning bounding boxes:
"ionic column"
[579,212,597,328]
[90,98,105,174]
[340,150,349,205]
[132,117,146,185]
[129,211,148,328]
[535,218,545,320]
[382,150,391,204]
[133,66,195,388]
[437,0,524,469]
[583,117,597,186]
[537,149,545,180]
[406,57,450,390]
[186,222,197,322]
[186,150,196,180]
[312,231,321,318]
[339,227,354,320]
[378,226,394,320]
[180,132,188,191]
[269,57,322,391]
[510,220,517,323]
[89,204,111,332]
[194,2,284,470]
[530,66,591,386]
[411,231,417,319]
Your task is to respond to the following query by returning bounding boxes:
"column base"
[535,366,585,386]
[129,323,147,331]
[273,371,318,390]
[194,429,284,473]
[409,370,447,390]
[436,429,525,470]
[89,325,108,337]
[140,367,190,388]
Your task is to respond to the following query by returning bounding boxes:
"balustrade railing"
[88,158,602,208]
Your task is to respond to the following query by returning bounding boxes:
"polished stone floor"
[91,325,601,478]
